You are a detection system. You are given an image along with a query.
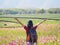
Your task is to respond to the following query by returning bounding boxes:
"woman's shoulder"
[33,25,38,29]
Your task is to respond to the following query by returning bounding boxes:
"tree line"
[0,8,60,15]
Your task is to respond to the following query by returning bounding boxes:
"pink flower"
[8,40,16,45]
[2,44,6,45]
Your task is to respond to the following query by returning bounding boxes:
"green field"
[0,14,60,45]
[0,14,60,19]
[0,14,60,27]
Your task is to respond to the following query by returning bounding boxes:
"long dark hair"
[27,20,33,29]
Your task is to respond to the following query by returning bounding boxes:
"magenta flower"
[2,44,6,45]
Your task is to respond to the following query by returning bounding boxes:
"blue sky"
[0,0,60,9]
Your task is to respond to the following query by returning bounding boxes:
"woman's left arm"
[35,19,47,28]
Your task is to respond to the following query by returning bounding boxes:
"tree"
[38,9,46,14]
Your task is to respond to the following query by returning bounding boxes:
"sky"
[0,0,60,9]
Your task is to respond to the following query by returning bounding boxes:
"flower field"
[0,14,60,45]
[0,24,60,45]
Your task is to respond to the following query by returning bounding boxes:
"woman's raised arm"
[14,18,25,27]
[36,19,47,27]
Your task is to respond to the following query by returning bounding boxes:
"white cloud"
[42,0,60,9]
[0,0,60,8]
[14,0,35,8]
[41,0,52,9]
[0,0,11,8]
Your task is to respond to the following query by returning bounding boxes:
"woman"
[14,18,46,45]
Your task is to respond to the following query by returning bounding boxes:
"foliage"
[0,8,60,15]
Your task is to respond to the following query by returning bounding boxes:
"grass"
[0,30,26,45]
[0,14,60,27]
[0,14,60,19]
[0,14,60,45]
[0,18,60,27]
[0,24,60,45]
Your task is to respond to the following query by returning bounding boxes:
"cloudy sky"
[0,0,60,9]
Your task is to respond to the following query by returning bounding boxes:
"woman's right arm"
[14,18,25,27]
